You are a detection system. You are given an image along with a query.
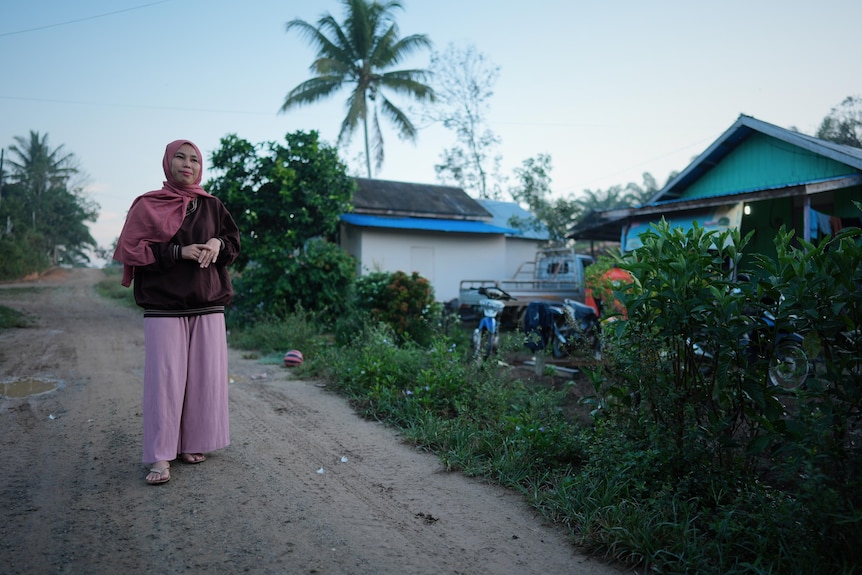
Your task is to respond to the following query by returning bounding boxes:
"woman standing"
[114,139,240,485]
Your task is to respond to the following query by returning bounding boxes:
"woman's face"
[170,143,201,186]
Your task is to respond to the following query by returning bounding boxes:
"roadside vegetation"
[0,300,33,329]
[219,221,861,575]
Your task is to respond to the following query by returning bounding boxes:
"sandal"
[180,453,206,464]
[146,464,170,485]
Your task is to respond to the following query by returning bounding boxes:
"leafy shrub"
[230,238,356,325]
[581,220,862,573]
[353,270,439,346]
[0,233,50,280]
[207,131,356,327]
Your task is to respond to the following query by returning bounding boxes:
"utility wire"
[0,95,273,117]
[0,1,175,37]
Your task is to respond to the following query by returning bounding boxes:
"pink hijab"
[113,140,213,287]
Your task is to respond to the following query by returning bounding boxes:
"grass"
[0,304,32,329]
[93,267,138,310]
[223,312,861,575]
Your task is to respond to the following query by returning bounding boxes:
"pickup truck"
[458,247,594,326]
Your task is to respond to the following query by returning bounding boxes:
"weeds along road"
[0,268,625,575]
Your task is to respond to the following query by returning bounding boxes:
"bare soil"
[0,268,626,575]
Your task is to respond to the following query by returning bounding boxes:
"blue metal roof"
[340,213,517,234]
[477,199,550,240]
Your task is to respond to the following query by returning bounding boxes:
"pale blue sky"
[1,0,859,255]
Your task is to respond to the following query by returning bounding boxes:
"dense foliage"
[0,131,98,278]
[582,220,862,572]
[207,131,356,324]
[352,270,439,346]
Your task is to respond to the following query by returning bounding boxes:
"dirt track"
[0,268,624,575]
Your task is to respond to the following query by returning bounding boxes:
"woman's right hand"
[181,243,218,268]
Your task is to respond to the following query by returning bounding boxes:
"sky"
[1,0,860,263]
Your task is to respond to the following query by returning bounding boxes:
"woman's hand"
[181,238,221,268]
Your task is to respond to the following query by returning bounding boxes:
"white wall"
[340,224,509,301]
[504,237,544,279]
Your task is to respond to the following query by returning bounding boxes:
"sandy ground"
[0,268,626,575]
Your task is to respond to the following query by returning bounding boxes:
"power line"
[0,95,274,117]
[0,1,176,37]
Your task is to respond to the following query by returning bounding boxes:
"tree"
[576,185,631,213]
[815,95,862,148]
[207,131,357,322]
[426,44,503,198]
[508,154,582,245]
[7,131,77,205]
[574,170,668,214]
[280,0,434,177]
[1,131,97,273]
[623,172,662,207]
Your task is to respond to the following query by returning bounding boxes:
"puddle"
[1,377,60,398]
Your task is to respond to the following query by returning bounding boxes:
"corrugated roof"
[340,213,516,234]
[649,115,862,204]
[568,114,862,242]
[353,178,490,220]
[477,199,550,240]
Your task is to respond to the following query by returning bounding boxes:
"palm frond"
[379,71,434,101]
[379,96,417,141]
[375,32,433,67]
[370,107,385,169]
[289,17,356,68]
[316,14,359,62]
[281,76,345,112]
[313,56,355,78]
[338,91,367,146]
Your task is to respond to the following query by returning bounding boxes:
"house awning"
[623,203,744,251]
[340,213,517,235]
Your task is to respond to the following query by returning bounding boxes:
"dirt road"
[0,268,623,575]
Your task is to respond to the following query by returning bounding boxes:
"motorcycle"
[523,298,601,360]
[472,286,515,365]
[692,302,809,389]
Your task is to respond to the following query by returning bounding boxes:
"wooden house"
[569,115,862,256]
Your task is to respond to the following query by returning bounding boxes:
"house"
[339,178,549,302]
[568,115,862,256]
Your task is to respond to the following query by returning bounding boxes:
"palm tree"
[7,131,78,227]
[281,0,434,177]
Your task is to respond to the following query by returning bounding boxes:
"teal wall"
[739,197,794,260]
[680,133,858,200]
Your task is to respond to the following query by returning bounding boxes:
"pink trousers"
[142,314,230,463]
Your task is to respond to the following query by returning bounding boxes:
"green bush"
[230,238,356,325]
[353,270,440,346]
[0,233,50,280]
[580,220,862,573]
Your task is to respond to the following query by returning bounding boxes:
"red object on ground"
[283,349,304,367]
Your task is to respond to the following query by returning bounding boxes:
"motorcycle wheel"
[473,327,495,366]
[551,329,569,359]
[769,341,809,389]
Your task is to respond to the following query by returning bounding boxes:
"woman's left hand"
[198,238,221,268]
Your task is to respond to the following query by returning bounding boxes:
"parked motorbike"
[692,301,809,389]
[472,286,515,365]
[523,298,601,360]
